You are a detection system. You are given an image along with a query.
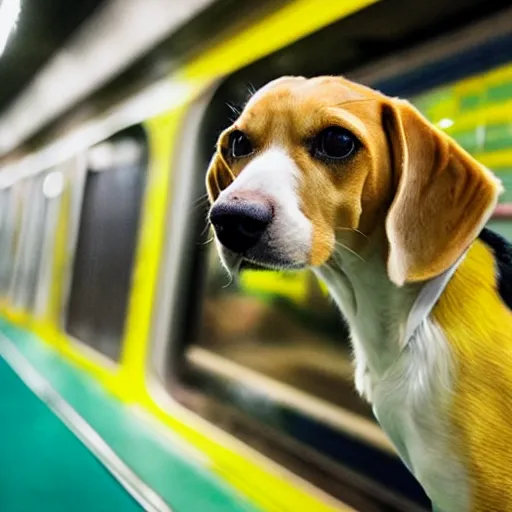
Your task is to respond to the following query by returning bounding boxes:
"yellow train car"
[1,0,512,511]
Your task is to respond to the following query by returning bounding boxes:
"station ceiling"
[1,0,510,162]
[0,0,108,114]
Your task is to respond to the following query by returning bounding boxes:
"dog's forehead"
[245,77,377,113]
[237,76,382,136]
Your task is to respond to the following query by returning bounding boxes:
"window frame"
[147,85,426,511]
[56,154,88,329]
[2,163,75,317]
[0,186,17,298]
[9,176,46,312]
[32,164,71,320]
[149,5,512,511]
[148,85,220,381]
[62,124,150,363]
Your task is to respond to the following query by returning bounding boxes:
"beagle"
[205,75,512,511]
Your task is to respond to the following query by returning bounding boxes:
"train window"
[170,124,425,511]
[410,71,512,241]
[65,125,148,361]
[164,3,512,512]
[0,187,15,297]
[5,183,26,299]
[9,175,53,312]
[10,179,33,309]
[167,90,427,512]
[32,169,67,318]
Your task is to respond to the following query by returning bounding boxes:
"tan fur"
[206,75,501,285]
[382,101,502,285]
[206,75,509,512]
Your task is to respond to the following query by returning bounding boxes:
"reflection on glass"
[192,245,374,420]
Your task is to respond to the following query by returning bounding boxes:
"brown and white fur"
[205,76,512,511]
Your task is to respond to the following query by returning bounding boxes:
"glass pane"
[169,11,512,510]
[65,125,148,361]
[0,188,13,297]
[10,176,50,311]
[33,170,67,318]
[196,249,370,418]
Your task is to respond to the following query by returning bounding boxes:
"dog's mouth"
[237,255,307,273]
[220,249,306,276]
[215,236,309,276]
[239,260,269,272]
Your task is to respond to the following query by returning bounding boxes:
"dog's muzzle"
[209,196,273,254]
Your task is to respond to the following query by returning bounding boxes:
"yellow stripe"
[239,270,309,303]
[454,60,512,94]
[45,175,71,326]
[140,388,348,512]
[116,105,348,511]
[2,306,120,389]
[183,0,379,81]
[118,107,189,398]
[472,149,512,170]
[0,1,381,510]
[418,62,512,128]
[239,270,330,305]
[443,99,512,132]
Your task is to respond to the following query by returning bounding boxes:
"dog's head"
[206,76,502,286]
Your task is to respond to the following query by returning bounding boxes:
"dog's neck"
[314,235,421,389]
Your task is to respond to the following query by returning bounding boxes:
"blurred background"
[0,1,511,511]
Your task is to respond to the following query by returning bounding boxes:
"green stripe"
[450,129,480,153]
[0,356,143,512]
[493,170,512,203]
[459,93,484,112]
[411,87,453,118]
[0,319,261,512]
[487,81,512,104]
[484,123,512,152]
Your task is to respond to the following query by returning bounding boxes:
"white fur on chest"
[315,249,470,512]
[371,320,469,512]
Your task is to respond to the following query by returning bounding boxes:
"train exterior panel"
[0,0,512,510]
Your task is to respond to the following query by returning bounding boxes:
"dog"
[205,75,512,511]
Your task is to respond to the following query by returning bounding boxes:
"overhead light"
[115,139,142,166]
[42,171,64,199]
[438,118,454,129]
[87,139,143,172]
[0,0,211,156]
[87,143,115,171]
[0,0,21,57]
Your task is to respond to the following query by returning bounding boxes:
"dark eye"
[229,130,253,158]
[313,127,358,160]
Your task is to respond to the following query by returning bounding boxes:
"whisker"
[198,236,214,246]
[227,102,241,116]
[246,83,257,97]
[190,197,210,213]
[199,219,212,238]
[325,259,340,274]
[222,257,242,288]
[336,226,368,240]
[222,273,235,288]
[334,241,366,262]
[192,193,209,206]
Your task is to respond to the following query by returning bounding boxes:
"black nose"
[210,199,273,253]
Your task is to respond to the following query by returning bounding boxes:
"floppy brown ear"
[383,99,502,286]
[205,130,234,202]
